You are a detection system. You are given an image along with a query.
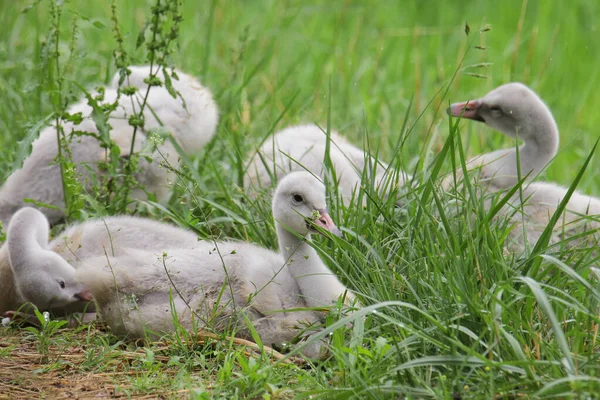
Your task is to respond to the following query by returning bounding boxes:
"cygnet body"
[0,65,218,227]
[244,124,411,205]
[505,181,600,247]
[77,172,353,359]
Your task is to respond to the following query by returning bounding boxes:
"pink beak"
[447,100,484,122]
[313,209,342,237]
[75,288,94,302]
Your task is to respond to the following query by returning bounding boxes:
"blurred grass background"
[1,0,599,192]
[1,1,600,398]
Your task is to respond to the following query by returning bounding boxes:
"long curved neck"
[516,114,559,177]
[482,115,559,186]
[276,224,348,308]
[7,209,49,274]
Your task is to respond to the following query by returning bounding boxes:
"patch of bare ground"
[0,325,302,399]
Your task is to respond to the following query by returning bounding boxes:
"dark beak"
[313,209,342,237]
[447,100,484,122]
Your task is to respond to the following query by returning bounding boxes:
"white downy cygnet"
[448,83,600,248]
[447,82,559,189]
[244,124,411,206]
[1,206,202,317]
[77,172,353,359]
[0,65,219,227]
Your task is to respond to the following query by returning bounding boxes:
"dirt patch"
[0,325,303,399]
[1,329,147,399]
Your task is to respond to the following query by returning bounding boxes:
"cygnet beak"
[447,100,484,122]
[313,209,343,237]
[74,288,94,302]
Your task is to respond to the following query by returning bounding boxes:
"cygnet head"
[448,82,558,142]
[14,253,94,310]
[7,207,93,310]
[272,172,341,237]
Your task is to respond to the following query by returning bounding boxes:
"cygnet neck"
[276,223,318,268]
[514,113,559,178]
[7,208,49,273]
[276,222,344,308]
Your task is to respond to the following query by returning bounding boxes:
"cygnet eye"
[489,106,502,116]
[292,194,304,204]
[59,280,66,289]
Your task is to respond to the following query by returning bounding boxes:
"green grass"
[1,0,600,398]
